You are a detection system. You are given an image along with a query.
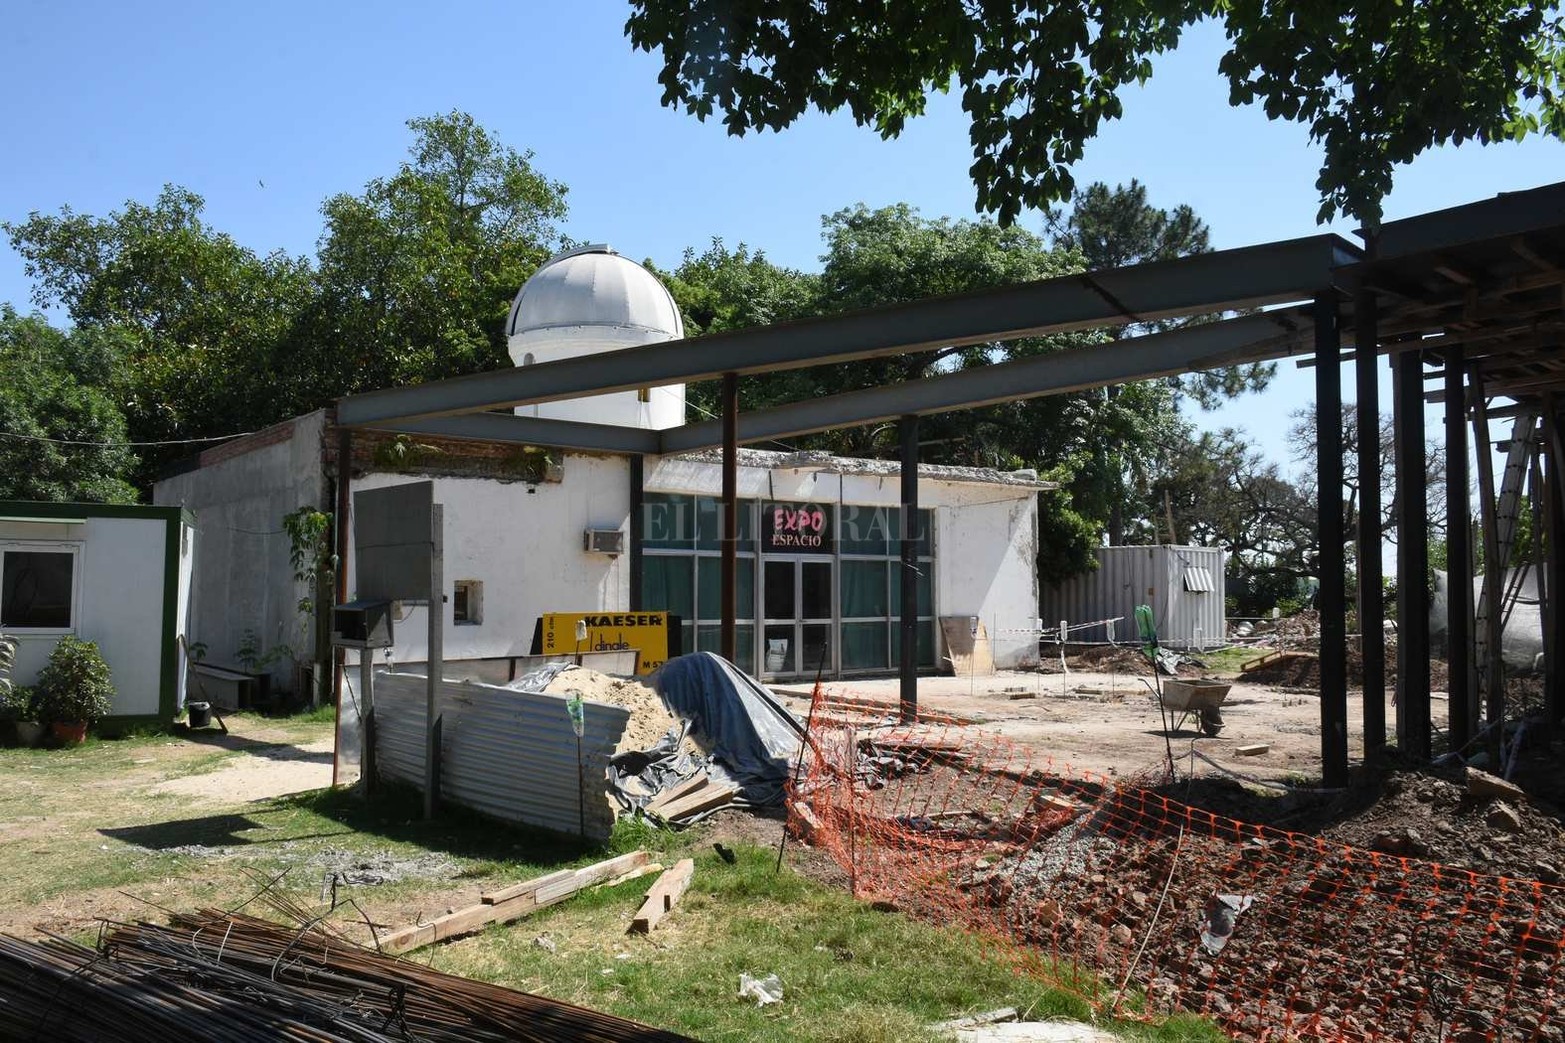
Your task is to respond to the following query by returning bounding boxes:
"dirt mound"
[543,668,678,753]
[1240,647,1452,691]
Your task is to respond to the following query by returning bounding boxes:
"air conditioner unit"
[583,528,625,555]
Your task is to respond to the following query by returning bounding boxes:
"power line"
[0,428,257,449]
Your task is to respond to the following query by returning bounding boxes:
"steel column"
[1354,272,1385,755]
[720,373,738,664]
[899,415,920,724]
[1546,405,1565,733]
[1315,295,1349,787]
[1471,386,1504,761]
[1444,347,1475,752]
[628,455,644,611]
[1393,348,1431,760]
[332,426,352,786]
[425,503,443,820]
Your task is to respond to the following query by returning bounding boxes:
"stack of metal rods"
[0,911,694,1042]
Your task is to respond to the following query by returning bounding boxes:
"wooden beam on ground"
[647,784,738,824]
[628,859,695,934]
[379,850,651,954]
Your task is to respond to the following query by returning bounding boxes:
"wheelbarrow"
[1159,678,1232,737]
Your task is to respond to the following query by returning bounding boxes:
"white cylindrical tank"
[506,244,686,430]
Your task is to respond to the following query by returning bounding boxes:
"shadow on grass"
[180,730,333,765]
[270,782,619,870]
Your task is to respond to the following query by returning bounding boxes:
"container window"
[1,549,75,630]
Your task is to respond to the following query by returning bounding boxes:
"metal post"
[628,454,644,611]
[1354,269,1385,755]
[1394,349,1431,760]
[1545,405,1565,734]
[1444,347,1475,752]
[359,651,375,795]
[424,503,443,820]
[899,415,920,724]
[1315,294,1348,787]
[721,373,738,663]
[1471,388,1504,761]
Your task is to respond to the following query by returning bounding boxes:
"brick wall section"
[322,420,580,484]
[196,417,297,468]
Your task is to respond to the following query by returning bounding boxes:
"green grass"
[0,720,1223,1041]
[428,840,1225,1043]
[1193,646,1255,676]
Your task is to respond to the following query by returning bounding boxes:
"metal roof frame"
[336,233,1359,429]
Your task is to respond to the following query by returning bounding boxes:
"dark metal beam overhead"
[660,310,1316,453]
[359,412,662,455]
[1372,182,1565,259]
[337,235,1358,427]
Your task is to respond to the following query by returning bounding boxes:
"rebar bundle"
[0,911,694,1042]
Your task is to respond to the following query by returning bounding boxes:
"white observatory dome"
[506,244,683,343]
[506,245,686,431]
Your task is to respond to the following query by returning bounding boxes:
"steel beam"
[1372,182,1565,260]
[359,412,661,455]
[336,236,1356,427]
[662,310,1315,454]
[1354,272,1386,756]
[899,416,919,725]
[1315,295,1349,787]
[1444,347,1475,751]
[1393,348,1432,760]
[720,374,738,664]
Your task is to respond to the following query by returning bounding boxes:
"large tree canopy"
[0,306,137,504]
[626,1,1565,225]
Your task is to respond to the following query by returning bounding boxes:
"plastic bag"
[738,972,783,1006]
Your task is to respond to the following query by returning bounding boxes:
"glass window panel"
[890,563,933,616]
[641,556,694,620]
[643,494,695,549]
[890,620,938,669]
[800,561,833,619]
[838,505,889,555]
[840,560,888,618]
[696,556,754,620]
[699,623,756,674]
[696,497,756,550]
[763,560,795,619]
[886,507,932,558]
[763,624,794,674]
[800,623,832,676]
[842,621,888,670]
[1,551,73,629]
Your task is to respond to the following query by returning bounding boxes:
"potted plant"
[35,636,115,744]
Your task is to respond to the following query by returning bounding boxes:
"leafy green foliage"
[4,112,568,490]
[35,636,115,723]
[626,1,1565,226]
[0,307,138,502]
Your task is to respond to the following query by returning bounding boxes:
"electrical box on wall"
[331,599,395,649]
[583,528,625,555]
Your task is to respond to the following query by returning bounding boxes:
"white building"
[156,246,1047,686]
[0,500,195,725]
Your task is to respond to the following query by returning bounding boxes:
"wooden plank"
[644,773,710,817]
[481,868,575,906]
[628,858,695,934]
[536,851,650,903]
[595,861,664,891]
[380,850,650,954]
[1236,743,1271,757]
[648,784,737,823]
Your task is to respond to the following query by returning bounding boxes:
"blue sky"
[3,1,1562,469]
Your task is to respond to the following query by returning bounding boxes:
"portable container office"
[1040,545,1226,650]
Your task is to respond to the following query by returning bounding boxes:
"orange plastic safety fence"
[787,685,1565,1042]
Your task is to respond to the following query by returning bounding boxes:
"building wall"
[348,453,632,666]
[153,411,329,685]
[644,457,1041,670]
[1,511,179,719]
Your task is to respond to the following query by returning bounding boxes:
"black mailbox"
[331,599,394,649]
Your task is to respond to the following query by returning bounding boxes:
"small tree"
[35,636,115,724]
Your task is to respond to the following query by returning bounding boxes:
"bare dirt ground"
[148,729,334,802]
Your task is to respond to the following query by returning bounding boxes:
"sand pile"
[544,668,680,753]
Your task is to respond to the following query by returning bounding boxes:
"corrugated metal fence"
[1039,545,1226,649]
[374,672,630,840]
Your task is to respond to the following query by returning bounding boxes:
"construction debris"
[381,850,651,954]
[629,858,695,934]
[1466,766,1527,802]
[0,910,693,1042]
[1235,744,1271,757]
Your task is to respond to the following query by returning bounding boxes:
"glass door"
[761,558,836,678]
